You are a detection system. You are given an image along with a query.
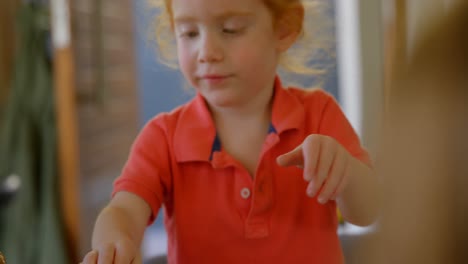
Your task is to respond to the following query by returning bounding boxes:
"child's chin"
[205,94,243,108]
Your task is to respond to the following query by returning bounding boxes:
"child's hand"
[277,134,352,204]
[80,238,141,264]
[81,193,151,264]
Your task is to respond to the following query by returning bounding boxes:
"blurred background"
[0,0,466,263]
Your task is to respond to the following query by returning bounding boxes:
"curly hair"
[147,0,334,84]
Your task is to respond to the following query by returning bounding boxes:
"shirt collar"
[173,93,217,162]
[270,77,306,135]
[174,76,305,163]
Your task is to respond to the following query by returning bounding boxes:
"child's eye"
[223,28,239,34]
[182,31,199,38]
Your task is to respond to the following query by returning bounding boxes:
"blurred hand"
[80,238,141,264]
[277,134,352,204]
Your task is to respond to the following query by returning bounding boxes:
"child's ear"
[275,6,304,52]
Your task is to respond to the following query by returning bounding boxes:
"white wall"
[335,0,362,136]
[335,0,384,157]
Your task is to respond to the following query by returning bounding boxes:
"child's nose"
[198,33,223,63]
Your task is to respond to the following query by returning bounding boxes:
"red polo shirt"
[113,78,371,263]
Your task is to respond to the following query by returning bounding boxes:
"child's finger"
[276,145,304,167]
[317,149,347,203]
[130,252,143,264]
[114,251,134,264]
[114,242,136,264]
[331,159,351,200]
[97,244,115,264]
[302,135,320,181]
[82,250,98,264]
[308,138,335,197]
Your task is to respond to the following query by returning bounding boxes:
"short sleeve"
[112,117,173,224]
[317,92,372,166]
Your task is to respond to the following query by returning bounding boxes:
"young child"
[81,0,379,263]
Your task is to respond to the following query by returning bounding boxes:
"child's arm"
[81,191,152,264]
[277,134,379,227]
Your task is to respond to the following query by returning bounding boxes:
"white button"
[240,188,251,199]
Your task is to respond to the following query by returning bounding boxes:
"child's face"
[172,0,283,109]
